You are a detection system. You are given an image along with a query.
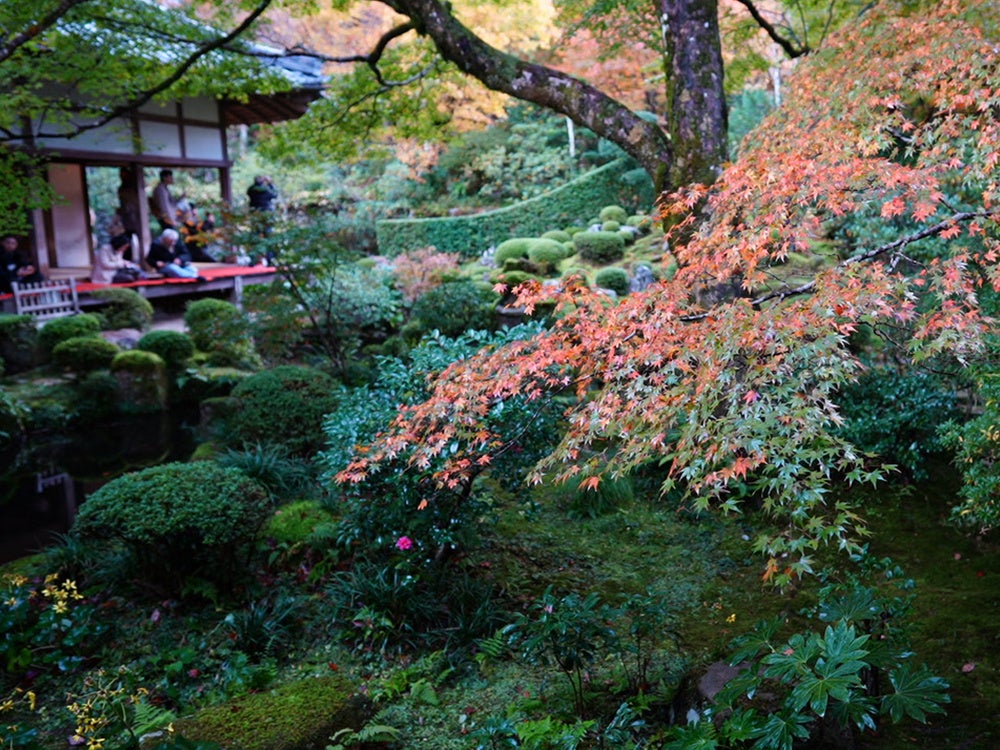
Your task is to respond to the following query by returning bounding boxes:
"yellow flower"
[26,691,36,711]
[1,699,14,713]
[726,613,737,623]
[53,600,69,614]
[44,573,59,583]
[4,597,18,607]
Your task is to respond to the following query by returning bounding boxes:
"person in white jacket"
[91,233,145,284]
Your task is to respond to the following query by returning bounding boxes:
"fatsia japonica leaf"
[881,663,951,724]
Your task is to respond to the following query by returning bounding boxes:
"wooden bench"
[11,278,81,321]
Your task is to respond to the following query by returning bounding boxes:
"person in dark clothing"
[146,229,201,280]
[1,235,44,293]
[247,175,278,212]
[178,200,218,262]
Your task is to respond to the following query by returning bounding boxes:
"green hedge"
[376,159,656,258]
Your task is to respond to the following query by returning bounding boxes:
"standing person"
[91,233,146,284]
[117,166,142,236]
[1,235,44,293]
[151,169,181,232]
[146,229,202,280]
[247,175,279,212]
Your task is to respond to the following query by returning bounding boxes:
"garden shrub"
[526,238,569,270]
[574,231,626,263]
[599,205,629,224]
[411,280,499,337]
[51,335,120,374]
[37,313,102,357]
[75,371,120,423]
[594,267,630,297]
[835,367,958,480]
[227,365,340,457]
[390,247,461,303]
[72,461,271,595]
[0,386,29,443]
[494,238,534,267]
[541,229,572,243]
[90,287,154,331]
[264,500,336,545]
[110,350,167,412]
[493,270,537,289]
[184,298,259,369]
[601,220,621,232]
[940,375,1000,530]
[217,442,316,502]
[137,330,195,369]
[0,314,37,374]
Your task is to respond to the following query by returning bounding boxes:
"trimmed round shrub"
[184,298,259,368]
[526,238,569,269]
[494,270,538,288]
[228,365,340,456]
[601,220,621,232]
[72,461,271,595]
[627,214,654,232]
[411,280,499,337]
[90,287,154,331]
[0,314,38,374]
[599,205,629,224]
[137,329,195,369]
[594,267,630,296]
[541,229,572,243]
[52,335,120,374]
[111,350,167,411]
[573,231,626,263]
[38,313,102,357]
[494,238,534,267]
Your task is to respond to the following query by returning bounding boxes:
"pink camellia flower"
[395,536,413,551]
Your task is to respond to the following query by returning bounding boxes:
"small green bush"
[184,298,259,368]
[541,229,572,243]
[601,220,621,232]
[573,231,626,263]
[493,270,537,289]
[72,461,271,595]
[411,280,499,337]
[52,335,120,374]
[111,349,165,374]
[0,315,37,374]
[90,287,154,331]
[599,205,629,224]
[111,350,167,412]
[526,238,569,269]
[38,314,102,357]
[137,330,195,369]
[264,500,336,545]
[594,267,630,296]
[494,238,534,266]
[228,365,340,456]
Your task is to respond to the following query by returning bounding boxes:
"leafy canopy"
[340,0,1000,583]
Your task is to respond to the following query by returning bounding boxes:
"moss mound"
[172,675,371,750]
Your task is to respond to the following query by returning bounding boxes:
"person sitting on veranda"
[146,229,203,280]
[91,233,146,285]
[1,235,44,293]
[177,199,219,263]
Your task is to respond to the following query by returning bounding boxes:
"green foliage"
[110,349,164,374]
[222,594,300,659]
[217,442,316,502]
[184,298,259,369]
[37,313,102,357]
[495,238,534,266]
[264,500,336,546]
[940,375,1000,530]
[593,267,629,296]
[502,586,619,714]
[137,329,196,370]
[376,159,654,258]
[51,335,120,375]
[667,562,949,749]
[526,239,570,270]
[227,365,340,457]
[541,230,572,243]
[599,205,628,224]
[0,386,29,443]
[72,461,271,595]
[0,315,37,374]
[573,231,625,263]
[89,287,154,331]
[411,280,499,337]
[835,368,958,480]
[0,573,109,679]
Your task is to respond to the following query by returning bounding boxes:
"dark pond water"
[0,410,198,564]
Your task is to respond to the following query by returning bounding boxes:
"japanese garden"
[0,1,997,749]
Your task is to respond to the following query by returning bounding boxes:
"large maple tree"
[339,0,1000,583]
